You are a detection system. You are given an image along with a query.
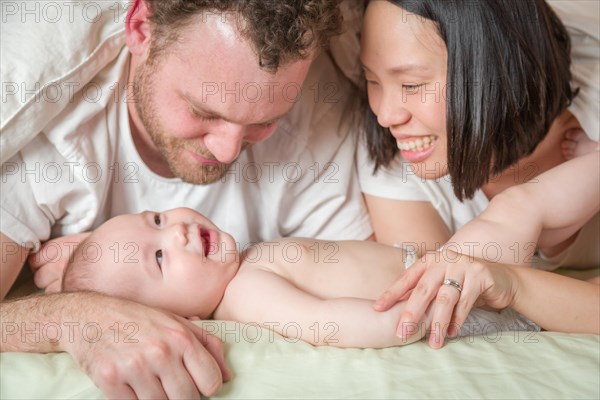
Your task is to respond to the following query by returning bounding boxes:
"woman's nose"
[376,91,411,129]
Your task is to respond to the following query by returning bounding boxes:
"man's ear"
[125,0,153,56]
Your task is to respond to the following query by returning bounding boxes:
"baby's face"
[89,208,239,318]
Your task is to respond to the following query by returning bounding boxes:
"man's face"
[129,12,313,184]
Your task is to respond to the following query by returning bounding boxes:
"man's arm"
[1,233,29,300]
[216,268,425,348]
[1,292,230,398]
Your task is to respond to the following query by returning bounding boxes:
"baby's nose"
[172,223,188,246]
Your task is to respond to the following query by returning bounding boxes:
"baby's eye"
[154,214,161,226]
[155,250,163,269]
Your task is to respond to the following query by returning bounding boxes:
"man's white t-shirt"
[358,0,600,270]
[1,1,372,251]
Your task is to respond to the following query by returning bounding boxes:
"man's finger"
[188,321,231,381]
[127,370,169,400]
[157,364,200,400]
[95,381,137,400]
[184,319,231,381]
[183,339,224,397]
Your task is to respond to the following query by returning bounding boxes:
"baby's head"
[62,208,240,319]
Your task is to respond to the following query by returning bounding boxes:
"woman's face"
[361,1,449,179]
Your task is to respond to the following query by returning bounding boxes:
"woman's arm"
[375,151,599,347]
[365,195,450,255]
[507,263,599,333]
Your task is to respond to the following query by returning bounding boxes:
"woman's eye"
[155,250,163,269]
[403,83,424,92]
[154,214,161,226]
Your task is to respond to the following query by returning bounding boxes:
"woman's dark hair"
[365,0,577,200]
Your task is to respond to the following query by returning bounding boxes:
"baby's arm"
[450,151,599,264]
[215,268,427,348]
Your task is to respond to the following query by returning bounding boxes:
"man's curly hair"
[144,0,343,72]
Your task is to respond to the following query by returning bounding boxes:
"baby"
[561,129,599,160]
[60,208,535,348]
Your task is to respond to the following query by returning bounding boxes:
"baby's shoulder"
[239,238,322,274]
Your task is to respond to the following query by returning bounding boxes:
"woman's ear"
[125,0,153,56]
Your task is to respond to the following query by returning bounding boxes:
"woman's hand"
[28,232,90,292]
[373,248,519,348]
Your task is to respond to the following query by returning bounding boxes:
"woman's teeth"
[397,136,436,152]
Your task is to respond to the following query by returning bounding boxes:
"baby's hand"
[28,232,90,292]
[561,128,599,161]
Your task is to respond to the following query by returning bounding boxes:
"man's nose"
[204,123,245,164]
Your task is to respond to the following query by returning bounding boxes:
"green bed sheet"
[1,321,598,399]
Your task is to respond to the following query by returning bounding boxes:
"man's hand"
[29,232,90,293]
[1,292,231,399]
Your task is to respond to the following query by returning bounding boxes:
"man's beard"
[132,61,231,184]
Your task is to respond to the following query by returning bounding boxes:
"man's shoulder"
[1,1,127,163]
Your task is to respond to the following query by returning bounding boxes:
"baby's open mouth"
[199,228,211,257]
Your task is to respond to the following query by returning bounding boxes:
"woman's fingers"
[428,273,464,348]
[373,261,426,311]
[446,275,481,338]
[396,256,447,338]
[378,248,509,347]
[428,257,496,346]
